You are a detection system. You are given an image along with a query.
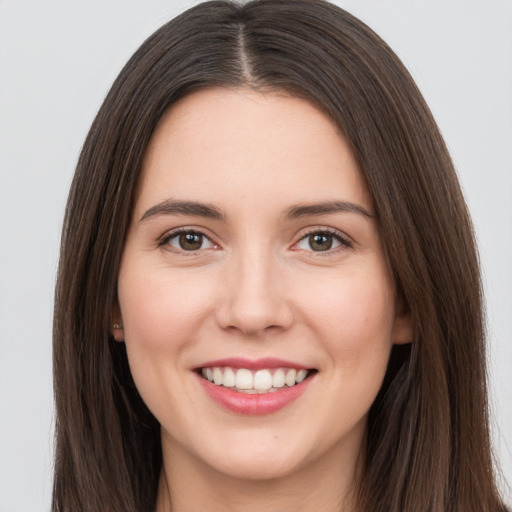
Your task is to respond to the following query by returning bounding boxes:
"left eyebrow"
[284,200,373,220]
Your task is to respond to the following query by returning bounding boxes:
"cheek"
[302,269,396,438]
[118,266,213,352]
[299,267,395,367]
[116,265,216,406]
[116,264,220,423]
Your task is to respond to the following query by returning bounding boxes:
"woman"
[52,0,508,510]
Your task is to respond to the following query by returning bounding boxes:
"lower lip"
[196,373,314,415]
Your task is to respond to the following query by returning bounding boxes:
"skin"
[113,88,413,512]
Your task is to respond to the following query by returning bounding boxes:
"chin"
[207,451,305,482]
[190,428,323,482]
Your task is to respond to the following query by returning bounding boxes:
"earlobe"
[111,322,124,342]
[111,304,125,342]
[392,302,414,345]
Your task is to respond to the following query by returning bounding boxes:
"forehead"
[136,88,371,217]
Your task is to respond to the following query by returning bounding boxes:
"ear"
[111,303,125,342]
[391,299,414,345]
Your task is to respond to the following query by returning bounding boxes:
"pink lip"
[195,372,315,415]
[194,357,310,371]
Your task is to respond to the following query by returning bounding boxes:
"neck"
[155,433,363,512]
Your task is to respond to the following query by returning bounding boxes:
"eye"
[162,230,217,252]
[295,230,349,252]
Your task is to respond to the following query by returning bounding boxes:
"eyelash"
[294,227,352,255]
[158,228,218,255]
[158,227,352,255]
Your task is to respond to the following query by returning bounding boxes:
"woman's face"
[115,88,412,481]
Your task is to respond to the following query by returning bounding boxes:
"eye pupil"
[309,233,332,251]
[179,232,203,250]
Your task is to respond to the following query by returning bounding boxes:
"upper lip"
[193,357,311,371]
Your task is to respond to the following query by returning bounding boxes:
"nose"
[215,247,293,336]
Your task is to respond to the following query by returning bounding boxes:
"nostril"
[214,280,294,335]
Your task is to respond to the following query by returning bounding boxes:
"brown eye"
[309,233,333,251]
[295,230,348,253]
[164,230,216,252]
[179,232,203,250]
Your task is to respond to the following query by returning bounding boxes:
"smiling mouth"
[198,367,316,394]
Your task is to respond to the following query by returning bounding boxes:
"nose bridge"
[218,239,291,335]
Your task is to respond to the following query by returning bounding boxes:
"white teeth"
[296,369,308,383]
[223,367,236,387]
[272,369,285,388]
[213,367,223,385]
[253,369,273,390]
[201,366,312,393]
[285,369,297,387]
[235,369,253,390]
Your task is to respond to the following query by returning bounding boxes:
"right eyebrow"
[139,199,225,222]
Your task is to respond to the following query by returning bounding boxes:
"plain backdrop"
[0,1,511,510]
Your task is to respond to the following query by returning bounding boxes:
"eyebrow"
[139,198,373,223]
[140,199,225,222]
[284,200,373,220]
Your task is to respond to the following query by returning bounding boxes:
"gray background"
[0,1,510,510]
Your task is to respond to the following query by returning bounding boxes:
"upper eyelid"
[295,226,352,244]
[291,229,352,257]
[158,227,218,247]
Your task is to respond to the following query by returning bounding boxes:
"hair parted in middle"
[53,1,501,511]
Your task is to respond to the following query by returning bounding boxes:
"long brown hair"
[52,1,506,510]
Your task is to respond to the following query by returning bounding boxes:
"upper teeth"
[201,367,309,393]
